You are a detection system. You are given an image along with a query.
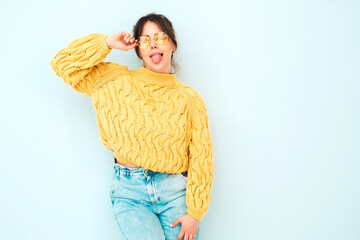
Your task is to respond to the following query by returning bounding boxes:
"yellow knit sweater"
[50,33,214,221]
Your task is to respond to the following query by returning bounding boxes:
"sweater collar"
[132,66,181,87]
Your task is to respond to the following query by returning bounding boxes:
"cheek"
[139,49,148,59]
[161,46,173,57]
[169,39,176,52]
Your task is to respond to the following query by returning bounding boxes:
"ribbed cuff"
[186,207,205,222]
[92,33,112,54]
[100,33,112,50]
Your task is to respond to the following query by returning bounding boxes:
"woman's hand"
[105,31,137,51]
[170,214,199,240]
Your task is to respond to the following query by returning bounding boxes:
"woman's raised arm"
[50,32,135,97]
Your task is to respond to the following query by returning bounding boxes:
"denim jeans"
[109,163,200,240]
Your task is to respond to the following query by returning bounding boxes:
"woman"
[50,13,214,240]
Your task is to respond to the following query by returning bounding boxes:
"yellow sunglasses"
[137,32,169,49]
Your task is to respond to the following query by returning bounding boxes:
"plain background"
[1,0,359,239]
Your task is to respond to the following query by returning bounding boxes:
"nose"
[150,38,158,49]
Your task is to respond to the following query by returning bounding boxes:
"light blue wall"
[1,0,359,239]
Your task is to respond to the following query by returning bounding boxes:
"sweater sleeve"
[50,33,120,97]
[186,90,215,221]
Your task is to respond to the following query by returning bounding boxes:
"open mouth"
[150,53,163,58]
[150,53,163,64]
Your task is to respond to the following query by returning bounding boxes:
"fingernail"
[170,224,173,227]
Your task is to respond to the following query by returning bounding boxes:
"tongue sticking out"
[151,54,162,64]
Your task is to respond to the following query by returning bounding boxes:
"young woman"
[50,13,214,240]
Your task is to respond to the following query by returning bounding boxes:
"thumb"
[170,219,181,227]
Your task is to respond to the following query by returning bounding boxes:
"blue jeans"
[109,163,200,240]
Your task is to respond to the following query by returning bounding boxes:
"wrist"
[105,36,112,49]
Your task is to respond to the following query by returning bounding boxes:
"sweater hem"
[114,152,134,164]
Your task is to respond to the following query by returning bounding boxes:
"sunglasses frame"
[136,32,169,49]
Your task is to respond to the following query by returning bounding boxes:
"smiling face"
[139,21,176,74]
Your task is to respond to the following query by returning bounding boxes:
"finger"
[170,219,179,227]
[184,232,190,240]
[125,42,136,50]
[125,34,132,43]
[119,32,127,42]
[187,232,195,240]
[125,39,133,45]
[129,36,135,43]
[125,32,130,41]
[177,229,185,240]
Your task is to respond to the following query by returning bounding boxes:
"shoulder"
[181,85,210,129]
[182,84,207,109]
[98,62,130,76]
[90,63,131,91]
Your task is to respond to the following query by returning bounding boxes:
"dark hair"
[133,13,179,74]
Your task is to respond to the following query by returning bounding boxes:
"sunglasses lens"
[138,36,150,49]
[155,32,168,45]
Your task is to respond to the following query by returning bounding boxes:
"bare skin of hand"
[105,31,137,51]
[170,214,199,240]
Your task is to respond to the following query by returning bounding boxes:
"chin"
[146,62,170,73]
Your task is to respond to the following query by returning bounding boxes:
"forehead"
[141,21,163,36]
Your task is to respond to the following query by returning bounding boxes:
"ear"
[170,38,176,52]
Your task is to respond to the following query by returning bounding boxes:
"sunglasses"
[137,32,169,49]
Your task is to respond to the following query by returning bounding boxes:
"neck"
[132,65,181,88]
[145,65,172,74]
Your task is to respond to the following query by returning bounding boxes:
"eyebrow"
[141,32,163,37]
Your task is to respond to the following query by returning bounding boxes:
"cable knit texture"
[50,33,214,221]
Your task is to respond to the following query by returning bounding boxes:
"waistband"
[114,156,148,169]
[113,157,188,177]
[114,156,155,176]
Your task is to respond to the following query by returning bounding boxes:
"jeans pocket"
[109,171,121,198]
